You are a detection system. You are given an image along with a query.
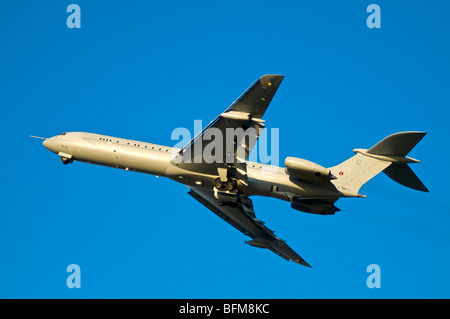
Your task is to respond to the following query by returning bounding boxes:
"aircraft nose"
[43,138,50,149]
[43,137,56,153]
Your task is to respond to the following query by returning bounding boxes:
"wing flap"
[188,186,311,267]
[188,187,269,238]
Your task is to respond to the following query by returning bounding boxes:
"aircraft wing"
[175,74,284,176]
[188,186,311,267]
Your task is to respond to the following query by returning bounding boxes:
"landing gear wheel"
[225,180,237,191]
[225,182,234,191]
[60,156,72,165]
[215,179,223,189]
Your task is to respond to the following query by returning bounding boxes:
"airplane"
[33,74,428,267]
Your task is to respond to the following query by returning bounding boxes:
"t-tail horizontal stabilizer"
[383,164,429,192]
[366,131,429,192]
[330,132,428,194]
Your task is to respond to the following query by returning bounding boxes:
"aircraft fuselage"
[42,132,342,202]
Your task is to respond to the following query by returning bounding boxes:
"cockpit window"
[59,132,67,135]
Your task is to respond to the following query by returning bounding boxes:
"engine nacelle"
[285,157,335,183]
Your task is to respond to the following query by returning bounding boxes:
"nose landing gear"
[60,156,73,165]
[58,152,73,165]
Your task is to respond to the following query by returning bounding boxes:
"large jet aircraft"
[34,75,428,267]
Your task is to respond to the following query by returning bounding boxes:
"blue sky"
[1,1,449,298]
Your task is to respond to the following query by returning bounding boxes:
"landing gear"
[214,178,237,191]
[60,156,73,165]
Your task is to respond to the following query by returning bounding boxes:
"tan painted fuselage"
[43,131,342,201]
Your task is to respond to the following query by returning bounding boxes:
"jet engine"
[284,157,335,183]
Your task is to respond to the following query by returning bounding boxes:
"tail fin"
[329,132,428,195]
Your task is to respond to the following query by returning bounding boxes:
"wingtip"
[259,74,285,87]
[301,261,312,268]
[293,258,312,268]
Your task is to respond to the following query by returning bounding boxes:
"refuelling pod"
[291,199,340,215]
[246,237,273,249]
[285,157,336,183]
